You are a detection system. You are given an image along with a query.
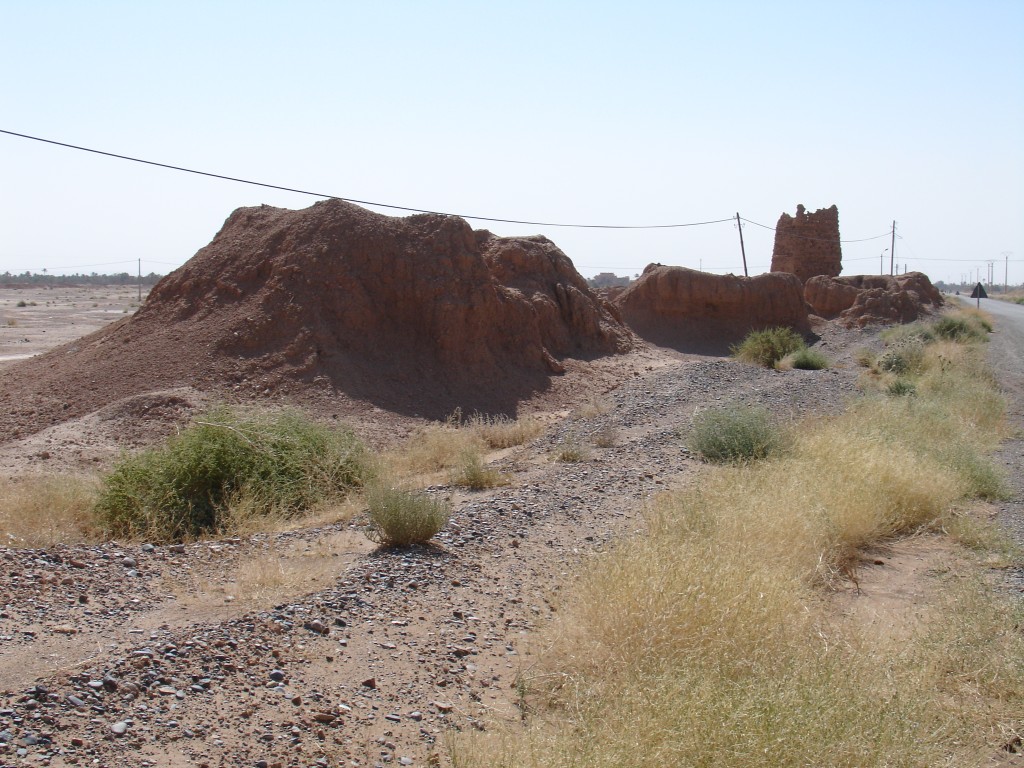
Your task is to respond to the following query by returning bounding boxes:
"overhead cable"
[0,129,734,230]
[740,217,892,243]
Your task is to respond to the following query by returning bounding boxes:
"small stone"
[361,677,377,689]
[140,543,156,553]
[121,557,137,568]
[110,721,129,736]
[66,694,86,708]
[433,701,453,713]
[304,619,329,636]
[385,713,401,723]
[268,670,286,683]
[312,712,336,724]
[408,711,423,722]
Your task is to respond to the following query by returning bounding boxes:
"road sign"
[970,282,987,308]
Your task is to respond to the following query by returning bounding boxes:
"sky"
[1,1,1022,286]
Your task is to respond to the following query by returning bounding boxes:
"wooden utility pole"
[889,220,896,276]
[137,258,142,303]
[736,213,748,277]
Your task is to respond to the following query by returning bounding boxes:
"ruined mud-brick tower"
[770,204,842,283]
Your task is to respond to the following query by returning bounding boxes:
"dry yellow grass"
[0,475,101,547]
[452,326,1020,767]
[383,413,541,484]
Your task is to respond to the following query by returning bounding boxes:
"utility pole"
[137,258,142,303]
[880,248,888,275]
[1005,251,1013,293]
[889,220,896,276]
[735,213,748,277]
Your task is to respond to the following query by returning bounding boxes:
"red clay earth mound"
[0,200,632,440]
[804,272,944,327]
[613,265,810,353]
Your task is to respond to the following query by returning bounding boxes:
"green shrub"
[886,379,917,397]
[364,483,451,547]
[95,407,366,541]
[731,327,806,368]
[876,344,925,375]
[689,405,780,463]
[15,300,26,308]
[933,316,986,343]
[785,348,829,370]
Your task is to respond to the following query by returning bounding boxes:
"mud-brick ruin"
[771,204,842,283]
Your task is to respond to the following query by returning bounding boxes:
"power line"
[739,216,892,243]
[0,128,734,231]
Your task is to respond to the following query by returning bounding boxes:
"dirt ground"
[0,286,148,369]
[0,293,1020,767]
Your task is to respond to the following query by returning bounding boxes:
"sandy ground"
[0,286,148,369]
[0,298,1020,767]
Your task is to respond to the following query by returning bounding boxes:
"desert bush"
[554,433,589,463]
[875,343,926,375]
[449,449,509,490]
[591,423,619,448]
[689,404,780,463]
[364,483,451,547]
[467,413,543,449]
[781,347,829,370]
[95,407,367,541]
[731,327,806,368]
[397,418,484,476]
[886,378,917,397]
[853,347,875,367]
[933,314,987,343]
[15,300,26,307]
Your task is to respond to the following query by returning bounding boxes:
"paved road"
[959,296,1024,553]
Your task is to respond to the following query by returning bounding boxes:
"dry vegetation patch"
[453,314,1023,767]
[0,475,100,547]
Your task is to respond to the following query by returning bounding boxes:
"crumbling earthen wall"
[771,204,842,283]
[613,265,810,353]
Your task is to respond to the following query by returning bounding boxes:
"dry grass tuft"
[571,396,613,420]
[468,414,544,449]
[0,475,102,547]
[388,412,540,481]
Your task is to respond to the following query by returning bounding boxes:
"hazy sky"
[2,1,1022,284]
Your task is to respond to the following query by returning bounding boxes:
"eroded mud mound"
[805,272,943,327]
[0,200,631,440]
[613,265,810,353]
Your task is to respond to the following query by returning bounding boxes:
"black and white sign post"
[970,282,988,309]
